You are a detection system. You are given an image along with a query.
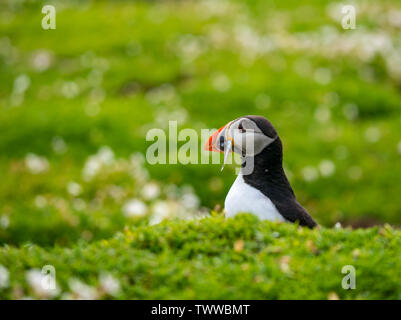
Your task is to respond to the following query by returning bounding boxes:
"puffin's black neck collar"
[241,138,295,199]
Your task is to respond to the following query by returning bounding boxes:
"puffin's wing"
[274,200,317,228]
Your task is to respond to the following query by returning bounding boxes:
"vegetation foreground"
[1,0,401,300]
[1,214,400,300]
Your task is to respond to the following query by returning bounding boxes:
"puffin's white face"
[205,117,276,170]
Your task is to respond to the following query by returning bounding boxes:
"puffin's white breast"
[224,174,285,222]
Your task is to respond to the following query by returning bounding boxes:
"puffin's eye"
[219,135,225,151]
[238,123,246,133]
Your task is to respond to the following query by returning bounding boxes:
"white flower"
[61,81,79,99]
[89,87,105,104]
[67,181,82,197]
[13,74,30,95]
[25,153,49,174]
[26,270,43,295]
[31,50,53,72]
[319,160,335,177]
[87,69,103,87]
[211,73,231,92]
[51,136,67,154]
[153,201,170,216]
[130,152,145,166]
[69,278,98,300]
[0,215,10,229]
[177,34,205,63]
[314,106,331,123]
[388,10,401,28]
[164,184,179,199]
[26,269,59,298]
[364,127,381,143]
[97,146,114,165]
[82,146,115,180]
[82,157,101,180]
[343,103,358,121]
[85,103,101,117]
[72,198,86,211]
[301,166,319,182]
[123,199,147,218]
[108,185,125,200]
[150,201,170,225]
[10,73,28,105]
[141,182,160,200]
[34,195,47,208]
[0,265,10,289]
[181,193,200,209]
[99,273,120,296]
[314,68,332,85]
[145,84,177,105]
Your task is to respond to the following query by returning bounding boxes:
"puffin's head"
[204,115,279,171]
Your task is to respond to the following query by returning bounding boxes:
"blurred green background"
[0,0,401,248]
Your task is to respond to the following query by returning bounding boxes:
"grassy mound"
[1,214,400,300]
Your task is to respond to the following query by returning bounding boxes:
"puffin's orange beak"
[204,125,226,152]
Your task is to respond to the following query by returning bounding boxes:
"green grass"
[1,214,401,300]
[0,0,401,299]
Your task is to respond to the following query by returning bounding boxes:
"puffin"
[205,115,317,228]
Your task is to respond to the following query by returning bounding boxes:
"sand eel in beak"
[205,115,317,228]
[221,120,234,171]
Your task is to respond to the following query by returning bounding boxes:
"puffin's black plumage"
[242,116,317,228]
